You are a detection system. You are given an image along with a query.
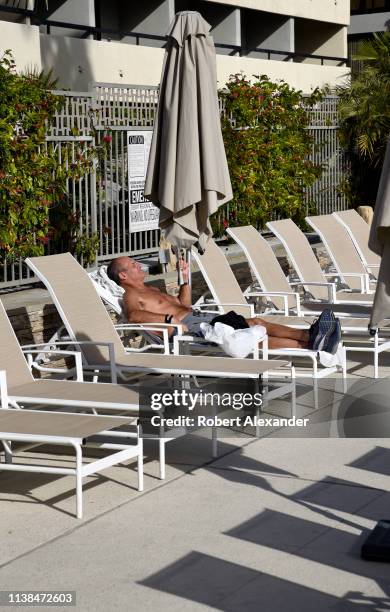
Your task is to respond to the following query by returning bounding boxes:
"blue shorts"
[179,310,215,337]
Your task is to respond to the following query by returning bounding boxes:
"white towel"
[90,265,125,298]
[200,322,267,358]
[202,321,344,366]
[318,344,344,367]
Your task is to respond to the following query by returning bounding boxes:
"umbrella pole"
[187,249,192,289]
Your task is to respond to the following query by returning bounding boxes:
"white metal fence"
[0,85,348,290]
[94,83,161,262]
[305,95,348,216]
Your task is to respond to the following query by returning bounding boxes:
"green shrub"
[213,74,325,235]
[0,50,100,265]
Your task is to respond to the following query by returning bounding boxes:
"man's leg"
[246,317,309,349]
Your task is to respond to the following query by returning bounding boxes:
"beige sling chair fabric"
[333,209,380,276]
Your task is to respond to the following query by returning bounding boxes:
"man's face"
[118,257,145,285]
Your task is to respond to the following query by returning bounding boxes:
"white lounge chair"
[227,225,390,378]
[333,209,381,278]
[267,219,373,307]
[0,299,146,517]
[0,399,142,519]
[190,238,347,404]
[306,214,375,294]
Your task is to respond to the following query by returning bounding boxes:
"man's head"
[107,256,145,287]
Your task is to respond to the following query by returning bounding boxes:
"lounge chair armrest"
[22,340,114,350]
[195,302,255,317]
[172,334,204,355]
[289,280,337,303]
[246,291,301,316]
[323,272,342,284]
[247,290,297,296]
[192,293,213,307]
[22,347,82,357]
[338,272,370,293]
[22,348,84,381]
[338,272,366,277]
[115,324,170,354]
[115,323,183,335]
[172,333,246,358]
[289,281,334,287]
[21,340,118,383]
[173,333,254,357]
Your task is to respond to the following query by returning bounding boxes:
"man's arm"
[178,283,191,307]
[127,309,187,336]
[177,259,191,307]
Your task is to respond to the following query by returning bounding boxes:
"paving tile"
[1,422,390,611]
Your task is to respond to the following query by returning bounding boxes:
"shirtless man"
[106,255,316,350]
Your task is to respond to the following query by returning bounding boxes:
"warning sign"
[128,130,159,232]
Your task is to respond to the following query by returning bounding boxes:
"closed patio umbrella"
[369,135,390,328]
[144,11,233,257]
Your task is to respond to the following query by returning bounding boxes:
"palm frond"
[22,64,58,89]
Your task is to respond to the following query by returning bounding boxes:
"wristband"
[180,282,188,286]
[165,314,173,324]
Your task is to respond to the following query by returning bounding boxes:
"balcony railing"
[0,5,347,67]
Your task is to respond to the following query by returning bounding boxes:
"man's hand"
[177,258,190,283]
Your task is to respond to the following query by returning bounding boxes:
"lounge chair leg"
[137,436,144,492]
[291,365,296,418]
[211,426,218,458]
[312,357,318,410]
[374,333,379,379]
[159,438,166,480]
[374,352,379,379]
[313,378,319,411]
[75,444,83,519]
[342,347,347,393]
[254,377,261,437]
[2,440,12,464]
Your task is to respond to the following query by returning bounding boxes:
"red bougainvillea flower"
[103,135,112,143]
[223,219,229,228]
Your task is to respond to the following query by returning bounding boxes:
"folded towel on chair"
[200,322,267,359]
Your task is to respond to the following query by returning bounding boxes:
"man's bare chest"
[138,286,179,307]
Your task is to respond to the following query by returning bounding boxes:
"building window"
[351,0,390,13]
